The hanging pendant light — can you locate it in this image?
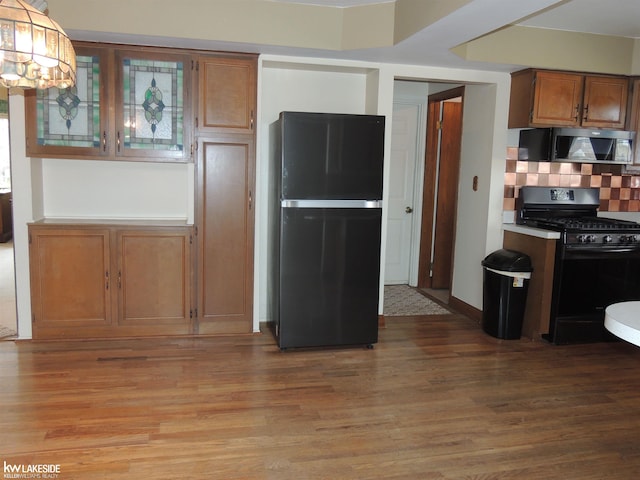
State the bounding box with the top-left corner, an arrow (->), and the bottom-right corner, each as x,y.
0,0 -> 76,89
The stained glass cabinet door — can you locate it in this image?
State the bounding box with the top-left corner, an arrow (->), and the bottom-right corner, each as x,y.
25,45 -> 109,159
115,49 -> 192,162
26,45 -> 193,163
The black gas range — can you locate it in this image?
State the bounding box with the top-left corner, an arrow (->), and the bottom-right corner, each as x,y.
517,187 -> 640,344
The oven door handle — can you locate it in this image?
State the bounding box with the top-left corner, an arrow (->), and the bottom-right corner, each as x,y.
564,246 -> 640,256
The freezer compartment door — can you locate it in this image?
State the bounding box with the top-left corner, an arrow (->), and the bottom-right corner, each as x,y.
281,112 -> 384,200
278,207 -> 381,348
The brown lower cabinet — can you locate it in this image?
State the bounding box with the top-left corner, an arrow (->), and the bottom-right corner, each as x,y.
29,222 -> 194,340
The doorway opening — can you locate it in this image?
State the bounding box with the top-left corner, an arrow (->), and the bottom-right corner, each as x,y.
418,87 -> 464,304
384,82 -> 464,311
0,88 -> 17,339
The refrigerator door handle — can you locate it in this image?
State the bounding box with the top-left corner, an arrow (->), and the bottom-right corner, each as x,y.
281,199 -> 382,209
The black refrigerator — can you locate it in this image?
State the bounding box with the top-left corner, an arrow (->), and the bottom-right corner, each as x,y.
269,111 -> 385,349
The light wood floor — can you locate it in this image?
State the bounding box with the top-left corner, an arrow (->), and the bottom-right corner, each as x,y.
1,314 -> 639,479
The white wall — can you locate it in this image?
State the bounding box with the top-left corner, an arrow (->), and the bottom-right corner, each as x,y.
9,91 -> 34,339
40,159 -> 192,220
452,83 -> 508,309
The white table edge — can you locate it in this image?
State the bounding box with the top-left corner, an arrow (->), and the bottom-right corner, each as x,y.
604,302 -> 640,347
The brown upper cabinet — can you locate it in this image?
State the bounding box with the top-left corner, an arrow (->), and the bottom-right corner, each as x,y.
25,42 -> 193,162
509,69 -> 629,129
196,55 -> 257,135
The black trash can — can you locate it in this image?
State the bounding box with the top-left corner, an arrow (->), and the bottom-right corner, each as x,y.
481,249 -> 533,339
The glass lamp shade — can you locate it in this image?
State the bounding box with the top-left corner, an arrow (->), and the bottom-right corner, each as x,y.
0,0 -> 76,89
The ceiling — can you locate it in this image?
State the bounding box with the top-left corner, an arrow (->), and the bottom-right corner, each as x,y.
264,0 -> 640,71
60,0 -> 640,74
276,0 -> 394,5
518,0 -> 640,38
278,0 -> 640,38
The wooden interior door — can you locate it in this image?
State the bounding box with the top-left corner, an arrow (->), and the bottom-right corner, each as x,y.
430,100 -> 462,288
197,137 -> 255,334
418,87 -> 464,291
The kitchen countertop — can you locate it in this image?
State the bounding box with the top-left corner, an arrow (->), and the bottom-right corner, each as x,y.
502,223 -> 560,240
30,217 -> 192,227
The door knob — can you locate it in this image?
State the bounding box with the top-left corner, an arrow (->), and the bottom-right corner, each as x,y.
405,206 -> 413,214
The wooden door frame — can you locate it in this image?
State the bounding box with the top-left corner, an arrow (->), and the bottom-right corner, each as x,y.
418,86 -> 465,290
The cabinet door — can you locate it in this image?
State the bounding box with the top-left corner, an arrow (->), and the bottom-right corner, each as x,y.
197,137 -> 255,334
197,56 -> 257,134
582,76 -> 628,129
531,71 -> 583,127
25,45 -> 110,159
29,227 -> 111,338
114,49 -> 192,162
116,228 -> 192,335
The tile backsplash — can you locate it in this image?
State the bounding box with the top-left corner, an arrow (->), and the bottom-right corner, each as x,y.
504,147 -> 640,213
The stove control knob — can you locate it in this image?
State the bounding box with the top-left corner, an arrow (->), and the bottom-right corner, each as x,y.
603,235 -> 613,244
577,234 -> 596,243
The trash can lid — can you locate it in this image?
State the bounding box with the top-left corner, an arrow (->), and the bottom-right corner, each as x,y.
481,249 -> 533,272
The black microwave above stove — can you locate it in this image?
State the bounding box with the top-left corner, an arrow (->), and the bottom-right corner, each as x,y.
518,127 -> 635,164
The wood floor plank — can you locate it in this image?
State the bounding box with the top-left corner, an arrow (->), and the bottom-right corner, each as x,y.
1,314 -> 640,479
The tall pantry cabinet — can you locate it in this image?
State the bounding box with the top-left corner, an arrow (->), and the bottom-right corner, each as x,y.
194,54 -> 257,335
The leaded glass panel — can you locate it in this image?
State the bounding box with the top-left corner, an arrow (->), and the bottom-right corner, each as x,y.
122,58 -> 184,152
36,55 -> 101,148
